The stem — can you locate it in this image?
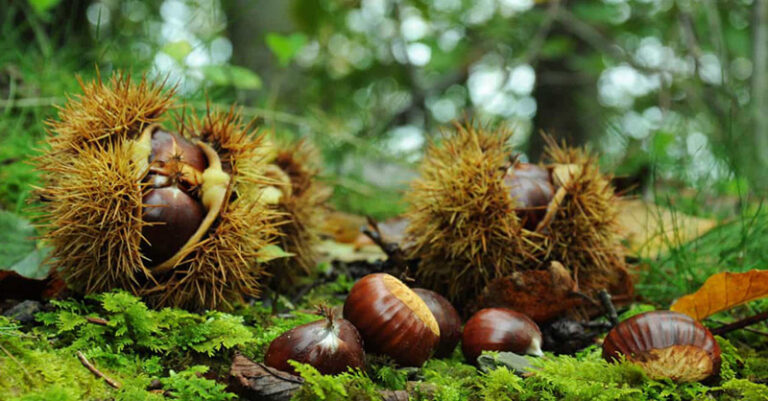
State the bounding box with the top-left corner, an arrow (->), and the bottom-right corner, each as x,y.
598,289 -> 619,327
711,311 -> 768,336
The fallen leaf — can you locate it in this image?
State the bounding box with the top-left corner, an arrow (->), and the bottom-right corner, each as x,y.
616,199 -> 717,259
670,269 -> 768,320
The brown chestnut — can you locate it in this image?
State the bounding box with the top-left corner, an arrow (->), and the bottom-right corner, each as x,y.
602,311 -> 721,382
141,185 -> 205,266
265,307 -> 365,376
413,288 -> 462,358
462,308 -> 543,363
343,273 -> 440,367
150,129 -> 207,173
503,162 -> 554,230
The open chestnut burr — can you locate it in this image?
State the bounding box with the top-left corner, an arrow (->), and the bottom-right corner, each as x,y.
602,311 -> 721,382
413,288 -> 462,358
265,307 -> 365,376
462,307 -> 543,363
343,273 -> 440,367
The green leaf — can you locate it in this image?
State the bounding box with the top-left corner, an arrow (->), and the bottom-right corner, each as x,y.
255,244 -> 294,263
202,65 -> 263,90
28,0 -> 62,16
0,211 -> 50,279
265,33 -> 307,66
162,40 -> 193,62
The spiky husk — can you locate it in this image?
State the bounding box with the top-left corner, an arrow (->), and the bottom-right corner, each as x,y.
37,73 -> 174,294
405,123 -> 628,310
143,109 -> 281,310
268,141 -> 331,290
543,139 -> 630,299
37,74 -> 280,310
405,123 -> 544,307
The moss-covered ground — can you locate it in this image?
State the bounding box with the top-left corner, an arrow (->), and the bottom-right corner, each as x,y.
1,269 -> 766,400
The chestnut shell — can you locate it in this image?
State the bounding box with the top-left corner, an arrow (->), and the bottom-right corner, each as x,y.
413,288 -> 462,358
602,311 -> 721,382
265,314 -> 365,376
503,163 -> 554,230
462,307 -> 543,363
343,273 -> 440,367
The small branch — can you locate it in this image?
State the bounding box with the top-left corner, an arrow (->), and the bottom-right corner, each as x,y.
0,343 -> 33,382
76,351 -> 121,389
85,317 -> 109,326
598,289 -> 619,327
522,0 -> 562,66
711,311 -> 768,336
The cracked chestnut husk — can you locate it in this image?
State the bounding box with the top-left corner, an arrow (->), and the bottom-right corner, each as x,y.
265,306 -> 365,376
602,311 -> 721,382
36,74 -> 280,309
414,288 -> 462,358
503,161 -> 554,230
343,273 -> 440,367
462,307 -> 543,363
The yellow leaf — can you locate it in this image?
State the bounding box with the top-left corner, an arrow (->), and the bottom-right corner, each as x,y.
617,199 -> 717,259
670,269 -> 768,320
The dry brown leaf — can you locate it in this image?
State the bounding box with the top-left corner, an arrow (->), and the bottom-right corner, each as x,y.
617,199 -> 717,259
670,269 -> 768,320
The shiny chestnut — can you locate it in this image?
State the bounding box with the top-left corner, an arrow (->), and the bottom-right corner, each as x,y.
414,288 -> 462,358
141,185 -> 205,265
462,308 -> 543,363
602,311 -> 721,382
140,128 -> 208,267
265,307 -> 365,376
503,162 -> 554,230
343,273 -> 440,366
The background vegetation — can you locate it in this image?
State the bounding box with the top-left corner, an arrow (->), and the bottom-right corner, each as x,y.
2,0 -> 767,218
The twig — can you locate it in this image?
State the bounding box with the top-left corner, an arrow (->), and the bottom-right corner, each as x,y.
598,289 -> 619,327
711,311 -> 768,336
710,319 -> 768,337
522,0 -> 562,66
0,343 -> 33,382
85,316 -> 109,326
76,351 -> 122,389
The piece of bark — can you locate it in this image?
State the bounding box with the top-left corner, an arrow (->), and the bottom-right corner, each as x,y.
229,354 -> 411,401
230,354 -> 303,401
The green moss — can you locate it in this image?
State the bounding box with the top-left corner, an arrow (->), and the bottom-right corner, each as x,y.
291,361 -> 381,401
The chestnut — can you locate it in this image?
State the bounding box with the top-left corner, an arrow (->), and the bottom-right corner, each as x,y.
150,129 -> 207,173
502,162 -> 554,230
602,311 -> 721,382
413,288 -> 462,358
343,273 -> 440,367
141,185 -> 205,266
265,307 -> 365,376
462,308 -> 543,363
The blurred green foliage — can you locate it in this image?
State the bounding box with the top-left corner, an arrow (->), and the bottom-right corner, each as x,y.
2,0 -> 767,217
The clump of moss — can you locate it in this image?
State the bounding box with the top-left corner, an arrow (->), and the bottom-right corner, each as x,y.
405,122 -> 630,311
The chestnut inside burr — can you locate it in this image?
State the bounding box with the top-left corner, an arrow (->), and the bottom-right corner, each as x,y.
502,162 -> 554,230
140,129 -> 209,267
